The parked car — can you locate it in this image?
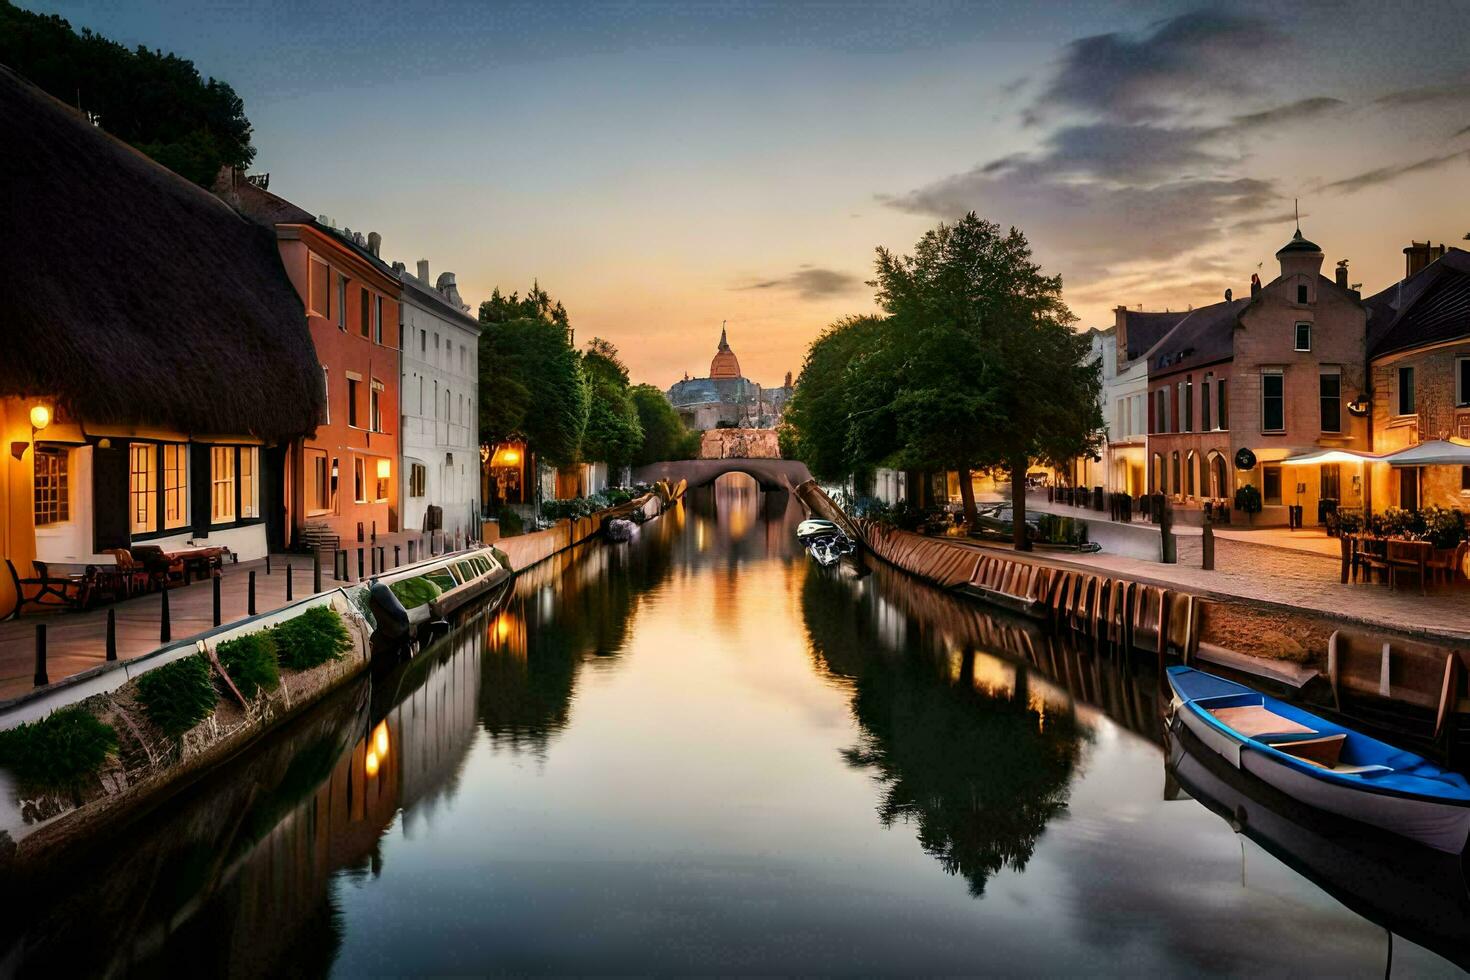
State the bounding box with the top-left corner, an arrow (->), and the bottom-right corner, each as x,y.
970,504 -> 1041,541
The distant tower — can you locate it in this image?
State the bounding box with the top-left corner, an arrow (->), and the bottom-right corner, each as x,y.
709,320 -> 742,379
784,371 -> 793,389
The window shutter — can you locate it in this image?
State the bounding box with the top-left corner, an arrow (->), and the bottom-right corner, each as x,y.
92,444 -> 130,552
191,445 -> 212,537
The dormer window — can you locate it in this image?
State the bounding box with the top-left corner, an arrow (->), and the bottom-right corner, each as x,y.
1294,322 -> 1311,352
1297,283 -> 1309,304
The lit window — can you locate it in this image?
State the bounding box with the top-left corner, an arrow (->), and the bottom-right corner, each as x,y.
241,447 -> 258,519
212,446 -> 236,523
130,443 -> 157,533
375,458 -> 390,501
33,446 -> 68,526
1294,322 -> 1311,351
163,443 -> 188,529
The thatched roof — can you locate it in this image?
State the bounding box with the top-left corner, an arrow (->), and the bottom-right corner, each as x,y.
0,66 -> 322,442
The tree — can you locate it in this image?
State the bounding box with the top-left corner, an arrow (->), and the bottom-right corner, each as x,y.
868,214 -> 1102,547
781,315 -> 892,483
580,339 -> 643,470
477,315 -> 587,468
479,281 -> 569,331
630,384 -> 698,464
0,3 -> 254,185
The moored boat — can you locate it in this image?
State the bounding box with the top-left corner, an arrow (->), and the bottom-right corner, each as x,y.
1168,665 -> 1470,854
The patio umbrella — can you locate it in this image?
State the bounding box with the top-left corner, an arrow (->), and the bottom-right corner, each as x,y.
1280,448 -> 1381,465
1379,440 -> 1470,467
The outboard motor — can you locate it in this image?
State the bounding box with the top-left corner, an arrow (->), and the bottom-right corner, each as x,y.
367,580 -> 412,657
796,519 -> 855,567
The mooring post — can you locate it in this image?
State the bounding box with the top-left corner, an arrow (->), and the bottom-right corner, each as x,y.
106,608 -> 117,662
34,624 -> 48,687
357,547 -> 364,581
370,547 -> 377,576
394,544 -> 401,567
265,553 -> 272,576
313,551 -> 322,593
286,564 -> 294,602
1160,496 -> 1178,564
408,540 -> 416,563
160,587 -> 171,643
248,570 -> 257,616
1201,519 -> 1215,571
213,574 -> 222,627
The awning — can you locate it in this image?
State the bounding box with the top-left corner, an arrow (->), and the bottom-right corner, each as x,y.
1379,439 -> 1470,467
1280,448 -> 1379,466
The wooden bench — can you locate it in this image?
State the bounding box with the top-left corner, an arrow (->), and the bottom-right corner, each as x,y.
1327,629 -> 1459,744
5,557 -> 86,618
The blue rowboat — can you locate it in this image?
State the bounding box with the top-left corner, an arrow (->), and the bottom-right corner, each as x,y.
1167,665 -> 1470,854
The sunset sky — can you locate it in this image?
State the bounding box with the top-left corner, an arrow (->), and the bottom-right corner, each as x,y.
25,0 -> 1470,389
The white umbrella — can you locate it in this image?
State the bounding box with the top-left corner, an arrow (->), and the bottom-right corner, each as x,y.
1380,440 -> 1470,467
1280,448 -> 1380,466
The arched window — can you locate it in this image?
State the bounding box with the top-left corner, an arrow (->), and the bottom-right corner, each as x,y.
1185,451 -> 1197,496
1171,451 -> 1181,495
1209,452 -> 1228,499
1152,453 -> 1165,493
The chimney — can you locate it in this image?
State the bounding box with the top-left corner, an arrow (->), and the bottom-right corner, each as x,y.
1335,259 -> 1349,288
1113,305 -> 1130,361
436,271 -> 465,310
416,259 -> 430,284
1404,240 -> 1446,278
391,261 -> 406,275
368,231 -> 381,257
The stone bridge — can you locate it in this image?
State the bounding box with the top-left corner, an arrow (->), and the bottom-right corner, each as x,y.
631,458 -> 814,492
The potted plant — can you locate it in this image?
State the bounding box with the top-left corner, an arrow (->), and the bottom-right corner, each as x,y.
1234,484 -> 1262,524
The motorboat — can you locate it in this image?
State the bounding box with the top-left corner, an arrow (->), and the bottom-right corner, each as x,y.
1167,665 -> 1470,854
797,519 -> 855,567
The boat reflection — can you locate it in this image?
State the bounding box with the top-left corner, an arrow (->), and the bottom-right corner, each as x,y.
1167,711 -> 1470,971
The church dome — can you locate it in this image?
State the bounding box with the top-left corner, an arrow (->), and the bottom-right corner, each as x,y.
709,325 -> 742,379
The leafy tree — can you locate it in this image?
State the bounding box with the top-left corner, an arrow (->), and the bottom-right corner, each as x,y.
479,281 -> 570,331
782,315 -> 892,483
0,2 -> 255,185
580,338 -> 643,469
477,309 -> 588,468
630,384 -> 698,464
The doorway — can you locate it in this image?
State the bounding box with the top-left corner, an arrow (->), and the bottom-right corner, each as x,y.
1398,467 -> 1419,511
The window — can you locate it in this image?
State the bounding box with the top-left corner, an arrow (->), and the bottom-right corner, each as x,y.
130,443 -> 157,533
420,329 -> 427,354
1397,366 -> 1415,416
353,458 -> 367,503
1320,371 -> 1341,433
410,463 -> 427,497
445,388 -> 452,422
1201,374 -> 1212,431
1183,376 -> 1193,433
163,443 -> 188,529
419,375 -> 425,415
1152,452 -> 1165,493
375,295 -> 384,345
1217,378 -> 1229,430
211,446 -> 236,524
1185,451 -> 1196,495
1297,283 -> 1309,304
337,275 -> 347,329
1321,463 -> 1341,502
34,446 -> 68,525
1294,322 -> 1311,351
1171,451 -> 1181,494
1459,357 -> 1470,407
348,377 -> 361,428
310,259 -> 330,316
370,380 -> 384,432
1262,370 -> 1285,432
1461,465 -> 1470,495
375,459 -> 390,501
240,447 -> 258,519
1210,453 -> 1228,499
1263,465 -> 1282,505
360,288 -> 370,338
307,449 -> 331,513
321,366 -> 331,425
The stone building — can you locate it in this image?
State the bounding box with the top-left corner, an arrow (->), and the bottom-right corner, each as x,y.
666,326 -> 792,430
1143,226 -> 1370,525
1364,245 -> 1470,510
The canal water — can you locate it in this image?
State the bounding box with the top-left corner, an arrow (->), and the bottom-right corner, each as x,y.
4,475 -> 1463,975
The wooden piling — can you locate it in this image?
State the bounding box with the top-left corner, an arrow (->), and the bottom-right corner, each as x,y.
105,608 -> 117,662
248,570 -> 257,615
313,550 -> 322,593
212,575 -> 222,627
160,587 -> 171,643
33,624 -> 48,687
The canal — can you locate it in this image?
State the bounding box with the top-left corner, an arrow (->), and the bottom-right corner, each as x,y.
4,474 -> 1463,975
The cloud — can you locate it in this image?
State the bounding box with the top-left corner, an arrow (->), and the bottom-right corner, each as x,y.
733,265 -> 860,300
1035,10 -> 1281,122
1231,96 -> 1344,129
1321,149 -> 1469,194
1453,124 -> 1470,140
1373,78 -> 1470,108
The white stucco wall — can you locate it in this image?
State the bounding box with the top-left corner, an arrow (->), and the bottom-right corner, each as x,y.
398,273 -> 480,538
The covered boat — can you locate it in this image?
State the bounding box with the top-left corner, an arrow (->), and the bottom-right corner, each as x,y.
1167,665 -> 1470,853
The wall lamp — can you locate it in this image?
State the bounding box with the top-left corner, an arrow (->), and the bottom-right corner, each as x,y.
11,403 -> 50,459
1347,395 -> 1369,417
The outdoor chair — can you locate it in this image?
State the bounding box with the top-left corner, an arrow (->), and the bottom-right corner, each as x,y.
1386,539 -> 1432,594
1328,629 -> 1460,747
1427,542 -> 1467,587
4,557 -> 85,619
107,549 -> 152,596
128,545 -> 185,589
1355,535 -> 1389,584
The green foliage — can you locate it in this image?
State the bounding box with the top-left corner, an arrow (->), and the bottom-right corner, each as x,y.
1335,511 -> 1364,535
540,488 -> 641,521
494,505 -> 524,537
0,706 -> 117,791
631,383 -> 698,464
0,3 -> 254,185
581,340 -> 644,467
389,576 -> 443,609
136,654 -> 217,738
1233,483 -> 1262,515
1421,506 -> 1465,548
479,281 -> 569,330
272,606 -> 353,670
216,632 -> 280,700
782,315 -> 892,482
1378,506 -> 1427,539
477,312 -> 588,468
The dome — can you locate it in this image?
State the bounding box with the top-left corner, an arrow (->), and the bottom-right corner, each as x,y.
709,325 -> 742,379
1276,228 -> 1322,255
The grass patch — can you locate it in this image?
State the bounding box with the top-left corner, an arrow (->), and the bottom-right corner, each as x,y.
272,606 -> 353,670
217,631 -> 281,699
0,706 -> 117,791
136,654 -> 217,738
389,576 -> 442,609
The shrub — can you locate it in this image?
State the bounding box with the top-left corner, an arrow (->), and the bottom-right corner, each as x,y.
495,506 -> 524,537
1234,484 -> 1262,519
136,654 -> 217,738
1336,511 -> 1364,535
390,575 -> 443,609
0,707 -> 117,791
1422,506 -> 1465,548
272,606 -> 353,670
1380,506 -> 1424,538
216,631 -> 280,699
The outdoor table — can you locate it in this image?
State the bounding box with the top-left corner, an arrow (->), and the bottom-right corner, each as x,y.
169,546 -> 230,583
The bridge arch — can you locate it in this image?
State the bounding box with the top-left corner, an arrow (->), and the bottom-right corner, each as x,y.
630,458 -> 813,492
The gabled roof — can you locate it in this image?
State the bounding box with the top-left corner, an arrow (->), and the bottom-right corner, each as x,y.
0,66 -> 322,441
1119,310 -> 1188,361
1143,298 -> 1250,378
1365,248 -> 1470,359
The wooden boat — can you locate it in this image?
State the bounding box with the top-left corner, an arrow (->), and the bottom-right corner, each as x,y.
1168,665 -> 1470,854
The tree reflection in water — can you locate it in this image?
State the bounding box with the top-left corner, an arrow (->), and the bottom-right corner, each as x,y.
803,563 -> 1088,897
